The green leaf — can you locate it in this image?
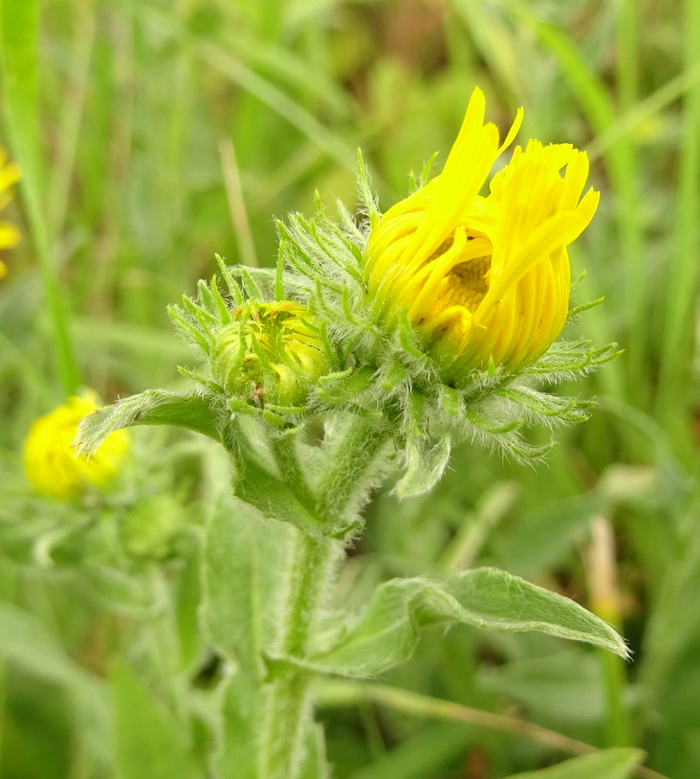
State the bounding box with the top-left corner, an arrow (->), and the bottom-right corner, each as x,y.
214,671 -> 259,779
202,496 -> 292,678
341,722 -> 469,779
0,603 -> 111,766
494,494 -> 605,577
77,389 -> 222,454
394,435 -> 451,499
81,567 -> 162,614
525,340 -> 621,378
316,365 -> 376,404
479,651 -> 605,724
233,447 -> 328,536
111,659 -> 198,779
380,359 -> 408,393
174,550 -> 205,673
0,602 -> 89,688
465,406 -> 524,435
0,0 -> 81,393
0,0 -> 39,171
567,295 -> 606,319
504,748 -> 643,779
495,386 -> 591,423
298,722 -> 330,779
440,384 -> 462,415
356,148 -> 380,214
300,568 -> 628,677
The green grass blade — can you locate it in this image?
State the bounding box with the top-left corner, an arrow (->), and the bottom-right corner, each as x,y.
657,0 -> 700,420
0,0 -> 81,394
515,5 -> 644,404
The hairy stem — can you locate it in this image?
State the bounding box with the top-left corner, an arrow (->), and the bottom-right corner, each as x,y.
315,414 -> 391,521
258,530 -> 337,779
255,416 -> 391,778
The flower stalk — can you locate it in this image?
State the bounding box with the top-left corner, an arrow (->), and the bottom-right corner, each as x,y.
246,415 -> 391,778
258,530 -> 337,779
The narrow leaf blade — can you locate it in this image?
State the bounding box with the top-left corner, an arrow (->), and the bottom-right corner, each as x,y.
505,748 -> 643,779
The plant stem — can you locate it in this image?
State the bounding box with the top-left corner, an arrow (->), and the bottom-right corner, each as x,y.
585,516 -> 631,747
269,432 -> 316,510
258,530 -> 337,779
315,414 -> 390,521
316,681 -> 668,779
246,414 -> 391,777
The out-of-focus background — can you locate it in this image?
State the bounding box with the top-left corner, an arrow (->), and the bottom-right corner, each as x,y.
1,0 -> 699,777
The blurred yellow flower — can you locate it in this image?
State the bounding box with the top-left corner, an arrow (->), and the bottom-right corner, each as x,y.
364,88 -> 599,383
0,148 -> 21,280
24,394 -> 130,500
211,301 -> 329,405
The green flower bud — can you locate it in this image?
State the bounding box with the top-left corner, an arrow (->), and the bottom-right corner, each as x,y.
119,494 -> 186,561
24,392 -> 130,500
210,301 -> 328,406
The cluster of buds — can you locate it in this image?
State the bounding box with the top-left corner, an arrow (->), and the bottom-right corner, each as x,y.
269,88 -> 614,483
166,260 -> 333,415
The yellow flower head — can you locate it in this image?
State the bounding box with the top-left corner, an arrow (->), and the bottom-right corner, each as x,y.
0,148 -> 21,280
23,394 -> 130,500
210,301 -> 329,405
364,88 -> 599,384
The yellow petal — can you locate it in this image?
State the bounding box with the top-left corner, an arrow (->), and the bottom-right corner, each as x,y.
0,222 -> 21,249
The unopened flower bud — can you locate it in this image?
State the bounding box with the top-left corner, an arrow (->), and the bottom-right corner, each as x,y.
24,393 -> 130,500
210,301 -> 328,406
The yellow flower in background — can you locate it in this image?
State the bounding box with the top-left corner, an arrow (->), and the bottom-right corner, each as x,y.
363,88 -> 599,384
24,394 -> 130,500
0,148 -> 21,280
211,301 -> 329,405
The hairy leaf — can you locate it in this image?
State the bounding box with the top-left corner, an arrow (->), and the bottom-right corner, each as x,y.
111,660 -> 197,779
297,568 -> 628,677
202,497 -> 291,677
215,672 -> 259,779
394,434 -> 451,499
77,389 -> 222,454
316,366 -> 376,404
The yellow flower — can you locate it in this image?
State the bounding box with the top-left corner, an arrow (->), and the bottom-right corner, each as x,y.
0,148 -> 21,280
363,88 -> 599,384
211,301 -> 328,405
24,393 -> 130,500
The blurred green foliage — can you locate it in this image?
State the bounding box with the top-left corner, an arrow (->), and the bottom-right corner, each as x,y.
1,0 -> 699,777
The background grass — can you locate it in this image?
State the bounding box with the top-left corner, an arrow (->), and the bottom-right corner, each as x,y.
1,0 -> 699,777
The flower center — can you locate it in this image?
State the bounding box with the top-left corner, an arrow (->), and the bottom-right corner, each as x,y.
442,255 -> 491,312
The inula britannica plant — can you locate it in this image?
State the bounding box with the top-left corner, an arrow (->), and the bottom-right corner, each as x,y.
78,88 -> 623,779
